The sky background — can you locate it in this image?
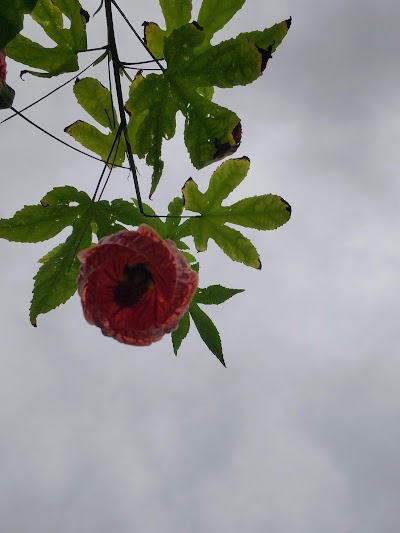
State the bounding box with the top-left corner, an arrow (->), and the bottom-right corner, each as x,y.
1,0 -> 400,531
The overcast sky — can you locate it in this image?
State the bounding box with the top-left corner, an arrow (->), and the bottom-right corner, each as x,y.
1,0 -> 400,532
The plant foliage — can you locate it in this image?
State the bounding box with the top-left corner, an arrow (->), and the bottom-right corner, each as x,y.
0,0 -> 292,364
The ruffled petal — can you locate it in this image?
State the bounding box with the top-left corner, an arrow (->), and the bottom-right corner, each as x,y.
0,51 -> 6,82
77,225 -> 198,346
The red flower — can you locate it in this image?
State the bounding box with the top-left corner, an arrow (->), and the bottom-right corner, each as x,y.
77,224 -> 198,346
0,51 -> 7,83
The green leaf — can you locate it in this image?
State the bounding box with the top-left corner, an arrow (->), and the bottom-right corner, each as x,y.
160,0 -> 192,33
206,222 -> 261,268
0,186 -> 90,242
109,198 -> 146,226
163,196 -> 184,237
190,302 -> 225,366
171,310 -> 190,354
65,78 -> 126,166
73,77 -> 117,129
179,35 -> 263,88
143,22 -> 166,59
196,86 -> 214,100
242,18 -> 292,54
40,185 -> 90,206
175,281 -> 244,360
0,0 -> 38,50
182,157 -> 291,268
0,186 -> 135,324
64,120 -> 125,166
195,285 -> 244,305
0,186 -> 97,325
182,251 -> 197,264
110,199 -> 166,237
6,34 -> 78,77
38,243 -> 63,263
191,262 -> 200,273
0,81 -> 16,109
127,16 -> 291,192
92,200 -> 126,239
204,155 -> 250,206
109,197 -> 192,253
6,0 -> 87,77
30,210 -> 93,325
224,195 -> 292,230
126,73 -> 179,195
197,0 -> 246,40
183,93 -> 241,168
32,0 -> 88,51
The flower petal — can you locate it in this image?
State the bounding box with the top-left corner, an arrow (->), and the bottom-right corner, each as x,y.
0,51 -> 6,82
77,224 -> 198,346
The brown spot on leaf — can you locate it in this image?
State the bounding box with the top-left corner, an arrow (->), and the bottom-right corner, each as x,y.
142,21 -> 159,45
256,44 -> 273,72
212,121 -> 242,162
80,8 -> 90,23
213,140 -> 239,162
181,177 -> 194,207
281,197 -> 292,214
232,122 -> 242,145
286,17 -> 292,30
191,21 -> 204,31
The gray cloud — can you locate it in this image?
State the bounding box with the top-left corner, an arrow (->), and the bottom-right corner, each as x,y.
1,0 -> 399,532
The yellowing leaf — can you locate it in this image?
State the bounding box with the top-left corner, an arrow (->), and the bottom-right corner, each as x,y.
182,157 -> 291,268
6,0 -> 87,77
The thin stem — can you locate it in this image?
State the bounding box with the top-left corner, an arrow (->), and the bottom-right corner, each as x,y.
122,59 -> 165,66
110,0 -> 165,72
103,0 -> 196,220
104,0 -> 145,214
80,46 -> 108,52
107,53 -> 117,129
122,66 -> 163,71
9,106 -> 129,168
98,133 -> 123,201
0,52 -> 107,126
91,124 -> 123,202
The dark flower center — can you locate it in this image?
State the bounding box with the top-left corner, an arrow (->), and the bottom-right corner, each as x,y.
113,263 -> 154,308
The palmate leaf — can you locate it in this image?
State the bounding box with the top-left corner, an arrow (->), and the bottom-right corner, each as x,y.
172,283 -> 244,364
197,0 -> 246,41
110,196 -> 189,251
0,0 -> 39,50
126,73 -> 180,195
64,77 -> 126,167
0,185 -> 89,242
182,157 -> 291,268
30,213 -> 92,325
159,0 -> 192,33
171,309 -> 190,355
0,186 -> 158,325
129,11 -> 291,194
190,302 -> 224,365
195,285 -> 244,305
5,0 -> 88,77
0,186 -> 93,324
242,18 -> 292,54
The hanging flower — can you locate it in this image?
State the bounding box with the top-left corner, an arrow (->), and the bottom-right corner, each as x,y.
0,50 -> 15,109
77,224 -> 198,346
0,50 -> 6,82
